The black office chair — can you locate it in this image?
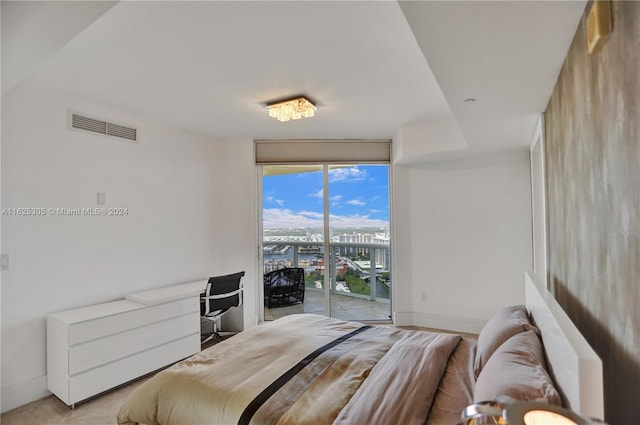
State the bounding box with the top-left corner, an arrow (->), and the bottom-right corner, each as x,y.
200,271 -> 245,344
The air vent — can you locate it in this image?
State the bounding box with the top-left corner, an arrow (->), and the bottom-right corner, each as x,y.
107,122 -> 137,141
71,112 -> 138,142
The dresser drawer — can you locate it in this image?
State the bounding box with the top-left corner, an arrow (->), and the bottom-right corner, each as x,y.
68,333 -> 200,404
69,312 -> 199,375
69,297 -> 198,345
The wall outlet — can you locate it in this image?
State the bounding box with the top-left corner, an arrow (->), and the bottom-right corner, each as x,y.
97,192 -> 106,205
421,290 -> 428,302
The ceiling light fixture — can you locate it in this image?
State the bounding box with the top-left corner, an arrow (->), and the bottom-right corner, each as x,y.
266,96 -> 316,122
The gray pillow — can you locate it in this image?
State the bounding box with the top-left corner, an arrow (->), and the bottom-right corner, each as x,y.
474,305 -> 537,377
473,330 -> 561,405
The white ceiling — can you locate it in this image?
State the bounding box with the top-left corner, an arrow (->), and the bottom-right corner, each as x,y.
399,0 -> 586,151
0,1 -> 118,95
2,0 -> 585,156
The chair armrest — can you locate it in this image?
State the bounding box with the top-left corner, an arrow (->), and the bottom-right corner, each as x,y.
202,289 -> 242,300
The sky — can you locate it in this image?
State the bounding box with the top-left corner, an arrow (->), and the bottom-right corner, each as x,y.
263,165 -> 389,229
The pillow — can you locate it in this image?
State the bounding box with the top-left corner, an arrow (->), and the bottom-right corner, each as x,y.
474,305 -> 537,376
473,330 -> 561,406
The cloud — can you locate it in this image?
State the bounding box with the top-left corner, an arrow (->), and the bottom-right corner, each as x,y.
330,194 -> 343,207
263,208 -> 388,229
346,199 -> 365,206
310,188 -> 323,199
329,167 -> 367,183
265,195 -> 285,207
328,213 -> 388,228
263,208 -> 324,228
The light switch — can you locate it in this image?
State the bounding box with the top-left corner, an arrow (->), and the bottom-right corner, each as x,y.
1,254 -> 10,270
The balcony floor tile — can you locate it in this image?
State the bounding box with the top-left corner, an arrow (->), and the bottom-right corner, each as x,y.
264,290 -> 390,322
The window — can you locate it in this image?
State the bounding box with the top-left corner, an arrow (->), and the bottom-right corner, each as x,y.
256,140 -> 392,322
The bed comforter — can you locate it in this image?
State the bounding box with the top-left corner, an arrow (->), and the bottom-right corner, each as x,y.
117,314 -> 474,425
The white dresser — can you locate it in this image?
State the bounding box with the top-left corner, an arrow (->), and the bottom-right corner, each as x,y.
47,295 -> 200,407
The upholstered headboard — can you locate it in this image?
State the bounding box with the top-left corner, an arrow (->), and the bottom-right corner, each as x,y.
524,271 -> 604,422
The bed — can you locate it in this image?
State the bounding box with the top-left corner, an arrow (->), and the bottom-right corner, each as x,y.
117,272 -> 604,425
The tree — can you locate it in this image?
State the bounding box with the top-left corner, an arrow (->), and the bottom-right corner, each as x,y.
345,274 -> 370,296
305,272 -> 322,288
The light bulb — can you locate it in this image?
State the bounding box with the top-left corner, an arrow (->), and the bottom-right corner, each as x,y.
266,97 -> 316,122
524,410 -> 579,425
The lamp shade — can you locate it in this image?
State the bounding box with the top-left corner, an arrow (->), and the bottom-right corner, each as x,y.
504,402 -> 587,425
461,401 -> 598,425
523,410 -> 579,425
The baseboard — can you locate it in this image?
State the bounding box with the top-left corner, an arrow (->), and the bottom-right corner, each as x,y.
411,312 -> 486,335
244,313 -> 258,329
1,375 -> 50,413
392,311 -> 413,326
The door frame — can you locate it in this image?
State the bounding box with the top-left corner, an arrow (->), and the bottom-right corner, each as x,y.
256,163 -> 393,323
529,115 -> 549,292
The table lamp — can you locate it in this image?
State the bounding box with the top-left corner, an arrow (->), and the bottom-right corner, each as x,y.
461,400 -> 605,425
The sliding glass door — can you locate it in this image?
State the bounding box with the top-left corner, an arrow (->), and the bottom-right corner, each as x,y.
261,164 -> 391,322
327,165 -> 391,321
262,165 -> 326,320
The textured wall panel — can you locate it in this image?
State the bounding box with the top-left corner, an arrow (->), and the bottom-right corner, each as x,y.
544,2 -> 640,424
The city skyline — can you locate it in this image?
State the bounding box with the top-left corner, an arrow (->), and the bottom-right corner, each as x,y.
262,165 -> 390,229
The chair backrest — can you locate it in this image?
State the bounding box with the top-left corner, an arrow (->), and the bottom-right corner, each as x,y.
263,267 -> 304,287
202,271 -> 245,317
287,268 -> 304,285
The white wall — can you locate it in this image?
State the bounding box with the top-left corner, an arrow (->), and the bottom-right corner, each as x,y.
207,138 -> 258,332
393,151 -> 532,333
0,82 -> 533,411
390,164 -> 413,324
0,84 -> 221,412
204,131 -> 534,337
393,118 -> 467,164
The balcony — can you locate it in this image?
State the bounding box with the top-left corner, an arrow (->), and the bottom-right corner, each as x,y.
263,241 -> 391,322
264,290 -> 391,321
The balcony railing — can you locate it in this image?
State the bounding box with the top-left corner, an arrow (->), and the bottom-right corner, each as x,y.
262,240 -> 391,304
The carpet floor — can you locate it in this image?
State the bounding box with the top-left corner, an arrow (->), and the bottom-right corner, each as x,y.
0,375 -> 150,425
0,336 -> 226,425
